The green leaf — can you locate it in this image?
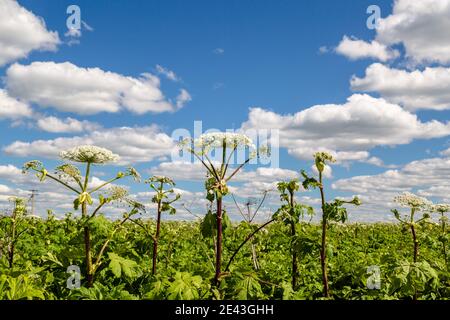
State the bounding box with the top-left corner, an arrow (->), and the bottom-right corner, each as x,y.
108,252 -> 140,279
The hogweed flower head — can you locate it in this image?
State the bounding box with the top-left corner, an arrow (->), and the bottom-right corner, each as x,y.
60,145 -> 119,164
55,164 -> 81,181
393,192 -> 432,210
125,167 -> 141,182
431,203 -> 450,214
195,132 -> 255,149
22,160 -> 44,173
108,185 -> 129,201
146,175 -> 175,186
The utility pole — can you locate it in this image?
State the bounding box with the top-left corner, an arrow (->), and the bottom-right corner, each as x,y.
29,189 -> 39,216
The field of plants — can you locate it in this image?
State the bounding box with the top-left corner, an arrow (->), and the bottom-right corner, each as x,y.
0,213 -> 448,300
0,142 -> 449,300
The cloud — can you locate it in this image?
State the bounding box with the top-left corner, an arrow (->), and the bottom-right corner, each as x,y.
36,116 -> 101,133
351,63 -> 450,111
375,0 -> 450,65
241,94 -> 450,162
155,64 -> 180,82
332,154 -> 450,218
0,89 -> 33,119
0,0 -> 59,66
175,89 -> 192,109
318,46 -> 329,54
5,61 -> 191,115
213,48 -> 224,55
335,36 -> 399,62
3,125 -> 176,164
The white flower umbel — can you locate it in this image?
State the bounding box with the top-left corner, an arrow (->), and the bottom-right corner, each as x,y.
194,132 -> 256,151
432,203 -> 450,214
60,145 -> 119,164
393,192 -> 432,210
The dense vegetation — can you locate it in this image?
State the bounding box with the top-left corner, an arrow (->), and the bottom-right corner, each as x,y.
0,143 -> 448,300
0,212 -> 448,300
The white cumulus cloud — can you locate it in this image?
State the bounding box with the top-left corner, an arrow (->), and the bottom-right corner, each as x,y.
5,61 -> 191,115
351,63 -> 450,111
0,89 -> 33,119
0,0 -> 60,66
3,125 -> 176,164
335,36 -> 399,62
241,94 -> 450,163
36,116 -> 101,133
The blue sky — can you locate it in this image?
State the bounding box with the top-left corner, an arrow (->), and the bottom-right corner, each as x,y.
1,0 -> 450,221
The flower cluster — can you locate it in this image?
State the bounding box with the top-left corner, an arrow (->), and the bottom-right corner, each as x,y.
146,175 -> 175,185
314,151 -> 336,163
22,160 -> 44,173
108,185 -> 129,201
55,164 -> 81,181
393,192 -> 432,210
194,132 -> 255,150
60,145 -> 119,164
431,203 -> 450,214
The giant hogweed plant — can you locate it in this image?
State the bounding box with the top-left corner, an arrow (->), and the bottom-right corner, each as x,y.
1,197 -> 29,268
302,152 -> 361,298
389,193 -> 443,300
391,192 -> 432,263
272,179 -> 314,290
22,145 -> 142,287
431,204 -> 449,266
130,176 -> 181,275
180,132 -> 268,285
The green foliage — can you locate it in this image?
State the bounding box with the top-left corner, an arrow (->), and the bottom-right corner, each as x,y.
0,274 -> 45,300
166,272 -> 205,300
108,252 -> 141,279
388,260 -> 440,298
200,210 -> 231,238
0,213 -> 448,300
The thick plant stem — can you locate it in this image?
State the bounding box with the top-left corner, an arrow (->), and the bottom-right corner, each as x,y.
8,204 -> 16,268
289,190 -> 298,289
8,244 -> 14,268
441,213 -> 447,266
291,222 -> 298,289
318,172 -> 330,298
410,224 -> 418,300
214,197 -> 223,286
83,202 -> 93,287
152,200 -> 162,275
411,224 -> 418,263
82,162 -> 93,287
